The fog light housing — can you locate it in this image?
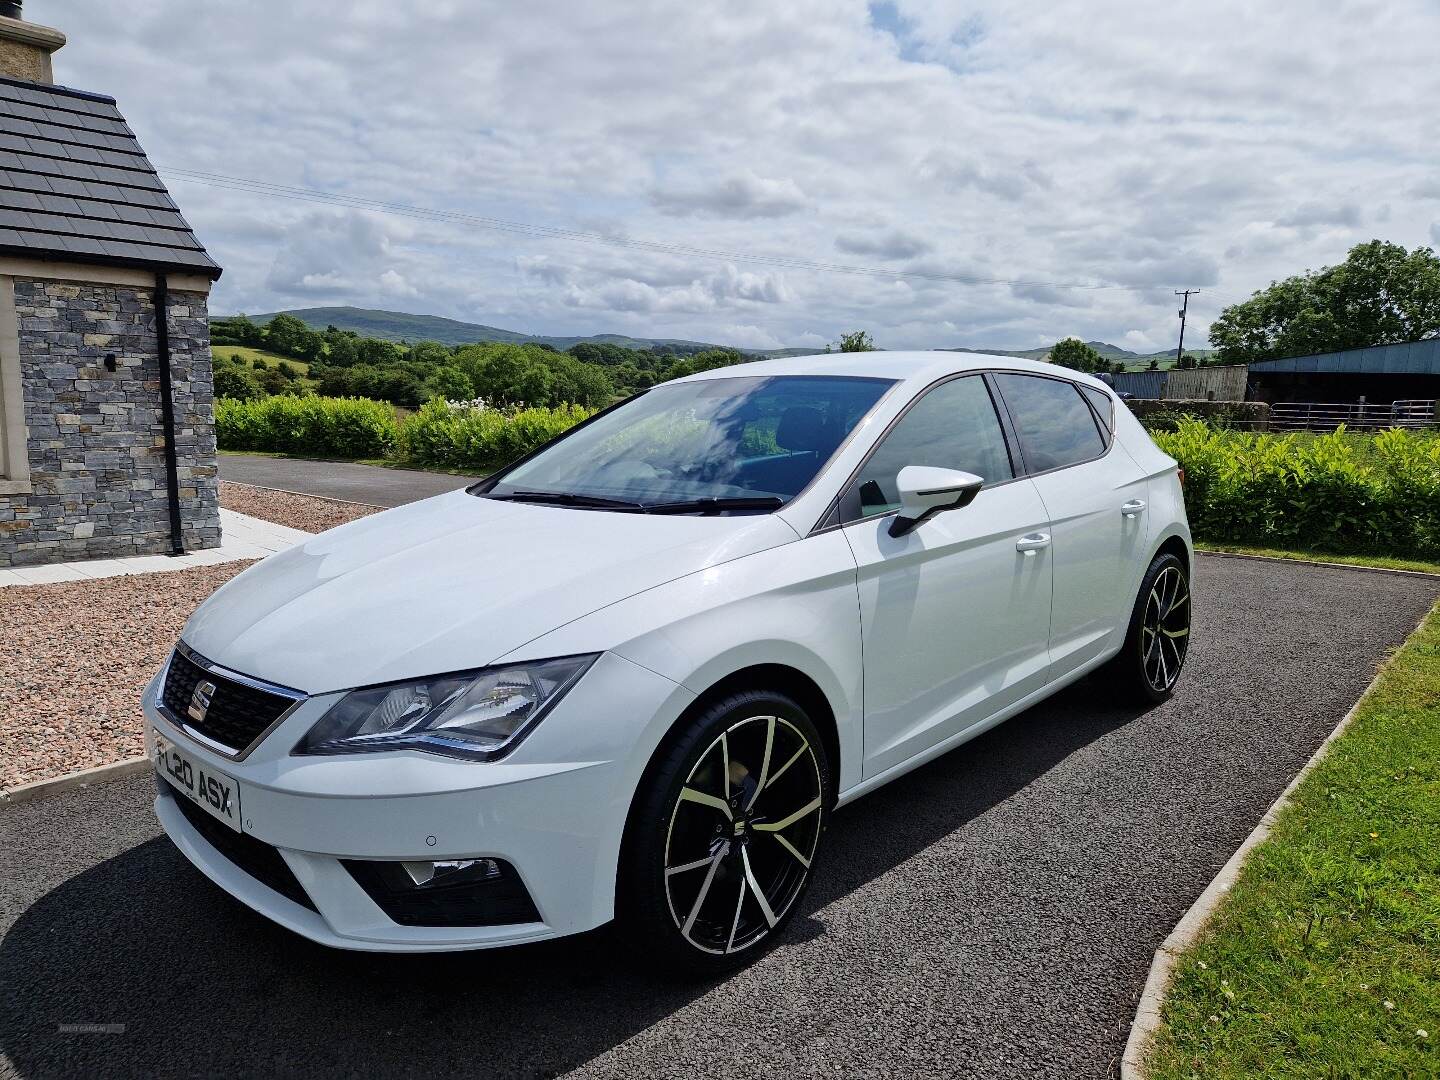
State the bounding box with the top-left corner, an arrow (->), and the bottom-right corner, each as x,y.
342,857 -> 541,927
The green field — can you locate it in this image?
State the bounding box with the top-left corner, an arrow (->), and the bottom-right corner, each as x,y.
211,344 -> 311,375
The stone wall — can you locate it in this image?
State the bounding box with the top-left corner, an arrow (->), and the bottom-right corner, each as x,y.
0,278 -> 220,566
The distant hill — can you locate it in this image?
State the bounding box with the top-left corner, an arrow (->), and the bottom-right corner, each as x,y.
231,306 -> 798,355
221,306 -> 1212,369
952,340 -> 1218,370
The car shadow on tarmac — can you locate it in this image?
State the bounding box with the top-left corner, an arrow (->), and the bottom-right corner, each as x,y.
0,677 -> 1145,1080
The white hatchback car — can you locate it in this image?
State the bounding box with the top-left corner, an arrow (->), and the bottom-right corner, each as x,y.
147,352 -> 1192,972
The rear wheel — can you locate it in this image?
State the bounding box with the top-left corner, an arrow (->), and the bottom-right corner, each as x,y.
619,689 -> 830,975
1113,551 -> 1192,703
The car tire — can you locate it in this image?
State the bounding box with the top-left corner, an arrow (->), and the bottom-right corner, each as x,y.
1112,551 -> 1192,704
618,688 -> 831,976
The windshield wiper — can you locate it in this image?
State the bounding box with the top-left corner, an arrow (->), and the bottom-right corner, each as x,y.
487,490 -> 647,510
642,496 -> 785,515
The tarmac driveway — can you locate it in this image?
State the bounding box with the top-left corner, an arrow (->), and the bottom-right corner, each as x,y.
2,556 -> 1437,1079
219,454 -> 478,507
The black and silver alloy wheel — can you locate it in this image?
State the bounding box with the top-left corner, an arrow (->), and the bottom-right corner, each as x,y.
620,689 -> 830,974
663,714 -> 823,956
1112,550 -> 1193,704
1140,563 -> 1190,693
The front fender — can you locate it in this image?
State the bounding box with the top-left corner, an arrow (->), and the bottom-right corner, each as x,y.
498,528 -> 865,793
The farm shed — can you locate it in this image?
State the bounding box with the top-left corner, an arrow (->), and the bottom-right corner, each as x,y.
0,3 -> 222,567
1246,337 -> 1440,405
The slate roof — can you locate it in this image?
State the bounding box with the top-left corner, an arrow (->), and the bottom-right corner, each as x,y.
0,75 -> 220,278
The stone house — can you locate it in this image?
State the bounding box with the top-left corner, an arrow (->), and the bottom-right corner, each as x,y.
0,3 -> 222,567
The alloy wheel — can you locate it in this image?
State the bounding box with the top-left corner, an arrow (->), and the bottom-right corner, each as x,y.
1141,564 -> 1190,693
662,714 -> 823,955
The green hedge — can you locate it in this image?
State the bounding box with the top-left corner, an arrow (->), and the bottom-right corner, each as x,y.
216,394 -> 595,470
216,395 -> 398,459
398,399 -> 595,471
1153,421 -> 1440,557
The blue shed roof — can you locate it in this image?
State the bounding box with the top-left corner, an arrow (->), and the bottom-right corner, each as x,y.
1248,337 -> 1440,375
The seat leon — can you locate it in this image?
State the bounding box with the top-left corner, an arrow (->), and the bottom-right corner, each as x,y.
146,352 -> 1192,973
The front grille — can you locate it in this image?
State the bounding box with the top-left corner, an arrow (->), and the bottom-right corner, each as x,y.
342,859 -> 540,927
162,779 -> 317,912
161,646 -> 298,755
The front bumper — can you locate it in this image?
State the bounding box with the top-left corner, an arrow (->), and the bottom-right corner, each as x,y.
144,651 -> 692,952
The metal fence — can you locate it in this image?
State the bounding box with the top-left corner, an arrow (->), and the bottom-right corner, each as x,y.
1268,399 -> 1437,431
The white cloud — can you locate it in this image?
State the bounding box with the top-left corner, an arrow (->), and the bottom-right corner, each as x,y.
49,0 -> 1440,349
835,228 -> 933,260
650,171 -> 809,219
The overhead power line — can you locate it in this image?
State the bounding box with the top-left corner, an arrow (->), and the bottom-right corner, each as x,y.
156,165 -> 1210,297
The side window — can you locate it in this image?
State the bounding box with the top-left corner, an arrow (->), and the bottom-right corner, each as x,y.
846,376 -> 1013,521
1079,384 -> 1115,435
993,373 -> 1106,473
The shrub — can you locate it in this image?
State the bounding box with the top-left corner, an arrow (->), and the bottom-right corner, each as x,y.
1152,421 -> 1440,557
216,395 -> 397,459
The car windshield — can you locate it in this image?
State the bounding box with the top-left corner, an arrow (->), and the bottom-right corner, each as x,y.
482,375 -> 894,511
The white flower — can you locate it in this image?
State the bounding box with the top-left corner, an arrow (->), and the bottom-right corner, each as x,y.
1196,961 -> 1208,971
1384,1001 -> 1395,1011
1418,1030 -> 1429,1040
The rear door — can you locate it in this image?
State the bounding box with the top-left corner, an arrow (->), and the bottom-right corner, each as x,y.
990,373 -> 1151,680
834,374 -> 1054,778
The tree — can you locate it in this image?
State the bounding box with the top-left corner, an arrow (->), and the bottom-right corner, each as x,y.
427,366 -> 475,402
1147,359 -> 1160,371
1176,353 -> 1199,370
1209,240 -> 1440,364
264,313 -> 311,357
1048,337 -> 1106,373
834,330 -> 877,352
215,365 -> 262,401
407,340 -> 451,367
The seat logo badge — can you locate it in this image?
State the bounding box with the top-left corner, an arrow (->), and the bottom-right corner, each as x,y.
188,679 -> 217,723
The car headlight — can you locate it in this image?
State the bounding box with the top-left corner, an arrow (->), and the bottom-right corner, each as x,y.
295,654 -> 598,761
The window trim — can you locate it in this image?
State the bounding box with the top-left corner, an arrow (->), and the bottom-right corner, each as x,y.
0,274 -> 32,495
988,370 -> 1115,481
813,371 -> 1024,533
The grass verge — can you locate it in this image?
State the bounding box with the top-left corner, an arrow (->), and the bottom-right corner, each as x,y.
1146,598 -> 1440,1078
1196,541 -> 1440,577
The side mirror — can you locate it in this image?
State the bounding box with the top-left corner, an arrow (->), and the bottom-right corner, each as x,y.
888,466 -> 984,537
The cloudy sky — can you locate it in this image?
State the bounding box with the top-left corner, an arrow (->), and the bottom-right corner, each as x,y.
52,0 -> 1440,351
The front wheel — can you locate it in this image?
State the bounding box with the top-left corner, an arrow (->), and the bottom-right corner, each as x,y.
619,689 -> 830,976
1112,551 -> 1192,703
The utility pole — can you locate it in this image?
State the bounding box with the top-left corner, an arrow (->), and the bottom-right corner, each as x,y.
1175,289 -> 1199,365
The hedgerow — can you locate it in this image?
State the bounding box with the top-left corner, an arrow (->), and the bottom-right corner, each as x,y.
1151,421 -> 1440,557
215,395 -> 397,459
216,394 -> 594,470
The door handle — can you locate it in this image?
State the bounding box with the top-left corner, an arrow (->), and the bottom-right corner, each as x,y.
1120,499 -> 1147,517
1016,532 -> 1051,555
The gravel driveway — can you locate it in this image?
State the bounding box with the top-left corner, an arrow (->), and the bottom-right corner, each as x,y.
2,557 -> 1437,1079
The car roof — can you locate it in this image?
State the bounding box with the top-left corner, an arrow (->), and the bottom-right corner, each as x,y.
673,350 -> 1115,392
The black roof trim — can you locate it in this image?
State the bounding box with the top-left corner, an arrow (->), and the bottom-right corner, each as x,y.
0,74 -> 116,105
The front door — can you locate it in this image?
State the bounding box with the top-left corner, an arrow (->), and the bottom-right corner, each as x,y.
834,374 -> 1054,779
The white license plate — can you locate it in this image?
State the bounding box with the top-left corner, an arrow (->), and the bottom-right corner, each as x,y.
154,730 -> 243,833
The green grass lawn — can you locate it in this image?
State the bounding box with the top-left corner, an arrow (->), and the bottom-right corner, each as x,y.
1146,598 -> 1440,1078
1197,542 -> 1440,577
